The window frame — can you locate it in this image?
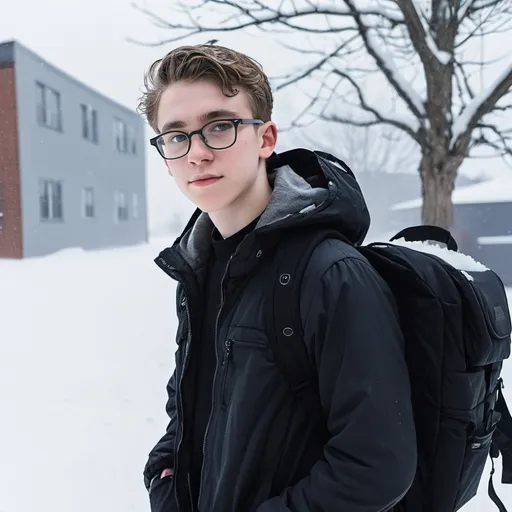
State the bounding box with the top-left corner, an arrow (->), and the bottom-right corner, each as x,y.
82,187 -> 95,219
39,179 -> 64,221
36,82 -> 62,132
81,104 -> 98,143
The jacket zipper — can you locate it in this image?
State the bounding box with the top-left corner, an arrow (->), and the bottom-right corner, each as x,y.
197,255 -> 233,511
175,293 -> 192,512
155,258 -> 194,511
229,339 -> 267,350
220,338 -> 234,410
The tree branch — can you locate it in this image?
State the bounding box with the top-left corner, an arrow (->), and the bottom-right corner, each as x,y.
329,67 -> 421,141
318,112 -> 382,128
343,0 -> 426,120
474,122 -> 512,152
274,36 -> 358,91
282,72 -> 341,131
451,60 -> 512,152
466,0 -> 512,17
131,0 -> 405,45
395,0 -> 443,70
456,0 -> 502,47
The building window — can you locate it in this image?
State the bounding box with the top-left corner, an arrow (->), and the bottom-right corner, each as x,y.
115,191 -> 128,221
83,187 -> 95,218
81,104 -> 98,143
0,182 -> 4,232
36,82 -> 62,131
40,180 -> 63,221
127,125 -> 136,154
114,119 -> 126,152
132,193 -> 139,219
114,119 -> 136,154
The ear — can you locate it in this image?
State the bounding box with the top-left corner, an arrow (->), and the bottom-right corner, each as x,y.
259,122 -> 277,160
165,160 -> 173,177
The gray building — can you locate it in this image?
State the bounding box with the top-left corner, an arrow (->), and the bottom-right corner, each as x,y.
0,40 -> 147,259
354,170 -> 476,240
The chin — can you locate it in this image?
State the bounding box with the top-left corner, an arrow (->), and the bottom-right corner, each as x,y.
197,193 -> 240,214
193,196 -> 229,213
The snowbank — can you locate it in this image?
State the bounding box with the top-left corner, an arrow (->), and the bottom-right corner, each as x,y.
0,238 -> 510,511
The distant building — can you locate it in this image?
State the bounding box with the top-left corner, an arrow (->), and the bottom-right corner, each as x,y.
354,170 -> 475,240
0,40 -> 147,259
391,175 -> 512,285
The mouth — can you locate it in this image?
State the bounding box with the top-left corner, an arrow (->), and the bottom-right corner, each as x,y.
190,176 -> 223,187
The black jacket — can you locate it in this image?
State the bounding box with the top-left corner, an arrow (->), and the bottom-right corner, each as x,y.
144,149 -> 417,511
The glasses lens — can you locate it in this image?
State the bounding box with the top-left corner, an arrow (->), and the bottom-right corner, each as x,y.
203,120 -> 236,149
157,132 -> 190,159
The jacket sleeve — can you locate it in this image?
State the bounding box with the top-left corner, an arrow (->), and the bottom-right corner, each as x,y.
143,369 -> 178,490
257,254 -> 417,512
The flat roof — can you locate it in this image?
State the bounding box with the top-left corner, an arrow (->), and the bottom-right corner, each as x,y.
0,40 -> 139,119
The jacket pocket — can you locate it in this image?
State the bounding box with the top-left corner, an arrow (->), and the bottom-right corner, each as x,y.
220,338 -> 234,410
454,424 -> 496,510
149,474 -> 177,512
220,331 -> 267,409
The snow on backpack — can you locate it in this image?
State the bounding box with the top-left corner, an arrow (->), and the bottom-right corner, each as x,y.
265,151 -> 512,512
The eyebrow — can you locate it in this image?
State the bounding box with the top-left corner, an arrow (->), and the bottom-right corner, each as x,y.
160,109 -> 241,133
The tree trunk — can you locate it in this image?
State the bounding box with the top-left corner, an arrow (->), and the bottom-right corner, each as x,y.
419,152 -> 460,229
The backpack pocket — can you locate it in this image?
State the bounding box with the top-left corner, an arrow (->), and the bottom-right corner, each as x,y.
454,268 -> 511,366
454,423 -> 496,510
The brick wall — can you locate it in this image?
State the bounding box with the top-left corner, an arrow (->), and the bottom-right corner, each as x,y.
0,64 -> 22,258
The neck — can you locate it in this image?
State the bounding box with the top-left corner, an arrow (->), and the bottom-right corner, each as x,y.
209,166 -> 272,239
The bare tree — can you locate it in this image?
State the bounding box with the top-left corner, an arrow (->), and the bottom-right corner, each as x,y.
297,122 -> 419,175
133,0 -> 512,229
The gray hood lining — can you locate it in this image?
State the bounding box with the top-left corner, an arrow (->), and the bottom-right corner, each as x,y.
177,164 -> 329,270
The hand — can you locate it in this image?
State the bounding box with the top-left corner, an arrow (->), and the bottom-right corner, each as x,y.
160,468 -> 174,479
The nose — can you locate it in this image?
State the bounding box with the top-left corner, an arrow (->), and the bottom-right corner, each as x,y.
187,133 -> 213,166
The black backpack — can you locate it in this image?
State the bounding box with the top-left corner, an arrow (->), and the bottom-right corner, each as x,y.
265,152 -> 512,512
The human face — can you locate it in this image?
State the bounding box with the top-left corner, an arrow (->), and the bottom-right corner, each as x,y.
156,80 -> 277,215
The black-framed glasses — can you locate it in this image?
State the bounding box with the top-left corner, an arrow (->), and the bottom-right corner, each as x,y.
150,118 -> 264,160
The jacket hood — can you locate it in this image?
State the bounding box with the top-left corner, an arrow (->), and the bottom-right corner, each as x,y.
157,148 -> 370,273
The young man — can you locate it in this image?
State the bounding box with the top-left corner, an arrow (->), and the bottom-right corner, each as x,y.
139,44 -> 417,512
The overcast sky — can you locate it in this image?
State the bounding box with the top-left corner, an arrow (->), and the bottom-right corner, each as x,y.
1,0 -> 510,232
0,0 -> 302,231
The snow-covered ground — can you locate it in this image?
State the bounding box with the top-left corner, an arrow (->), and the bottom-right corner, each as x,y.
1,237 -> 511,511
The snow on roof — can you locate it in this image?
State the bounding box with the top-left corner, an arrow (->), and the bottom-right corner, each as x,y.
478,235 -> 512,245
392,173 -> 512,210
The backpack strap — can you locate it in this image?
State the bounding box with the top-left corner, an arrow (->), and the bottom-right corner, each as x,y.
390,224 -> 458,252
488,381 -> 512,511
265,229 -> 345,440
493,381 -> 512,484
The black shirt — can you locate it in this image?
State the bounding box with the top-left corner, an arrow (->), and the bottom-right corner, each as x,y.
190,215 -> 260,508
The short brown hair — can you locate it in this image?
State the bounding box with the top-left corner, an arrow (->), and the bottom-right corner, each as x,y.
137,44 -> 274,132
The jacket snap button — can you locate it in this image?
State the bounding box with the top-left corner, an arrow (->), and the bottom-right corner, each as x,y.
279,273 -> 291,285
283,327 -> 294,337
256,250 -> 263,258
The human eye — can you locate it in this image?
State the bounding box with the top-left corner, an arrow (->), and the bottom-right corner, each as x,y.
210,121 -> 234,132
165,132 -> 187,144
